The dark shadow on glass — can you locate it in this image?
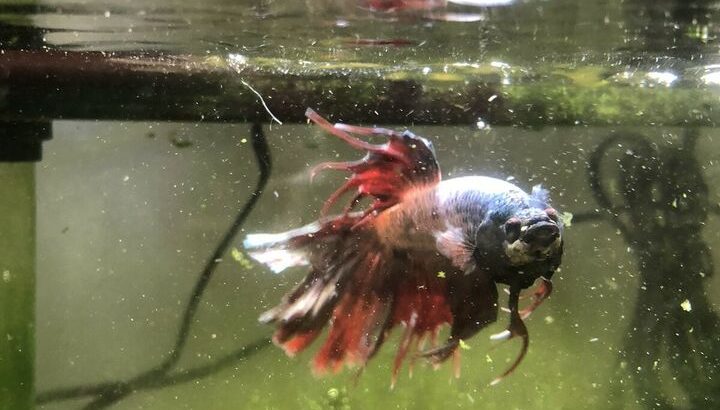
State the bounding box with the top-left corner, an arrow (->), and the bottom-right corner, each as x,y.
0,122 -> 51,162
36,123 -> 273,409
587,130 -> 720,408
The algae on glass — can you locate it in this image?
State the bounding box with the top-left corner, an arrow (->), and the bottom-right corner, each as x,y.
0,164 -> 35,410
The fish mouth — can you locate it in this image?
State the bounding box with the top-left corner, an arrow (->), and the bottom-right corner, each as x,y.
504,219 -> 562,266
521,221 -> 560,247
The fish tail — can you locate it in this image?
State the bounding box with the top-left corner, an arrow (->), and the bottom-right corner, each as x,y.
243,222 -> 321,274
245,214 -> 394,368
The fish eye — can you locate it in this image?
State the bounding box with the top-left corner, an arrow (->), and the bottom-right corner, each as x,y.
545,207 -> 559,222
504,218 -> 522,243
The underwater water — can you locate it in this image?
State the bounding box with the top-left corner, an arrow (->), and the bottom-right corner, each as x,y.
30,122 -> 720,410
0,0 -> 719,409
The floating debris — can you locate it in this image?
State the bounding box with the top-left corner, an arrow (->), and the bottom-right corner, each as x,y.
231,248 -> 253,269
559,211 -> 573,227
170,134 -> 194,148
680,299 -> 692,312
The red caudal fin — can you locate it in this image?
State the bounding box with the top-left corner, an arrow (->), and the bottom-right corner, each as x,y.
247,213 -> 392,364
245,214 -> 503,381
305,109 -> 440,220
246,215 -> 460,378
246,214 -> 368,355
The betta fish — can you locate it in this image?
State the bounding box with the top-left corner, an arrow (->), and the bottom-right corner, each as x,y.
244,109 -> 563,385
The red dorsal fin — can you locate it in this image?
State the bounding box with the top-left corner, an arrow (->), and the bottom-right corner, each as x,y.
306,109 -> 441,220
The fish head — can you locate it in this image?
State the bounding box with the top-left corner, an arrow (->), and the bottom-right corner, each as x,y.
502,207 -> 563,269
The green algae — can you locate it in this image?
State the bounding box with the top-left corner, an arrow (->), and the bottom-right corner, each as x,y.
0,164 -> 35,410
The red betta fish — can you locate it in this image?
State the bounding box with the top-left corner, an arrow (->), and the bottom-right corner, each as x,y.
244,109 -> 563,385
362,0 -> 513,12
